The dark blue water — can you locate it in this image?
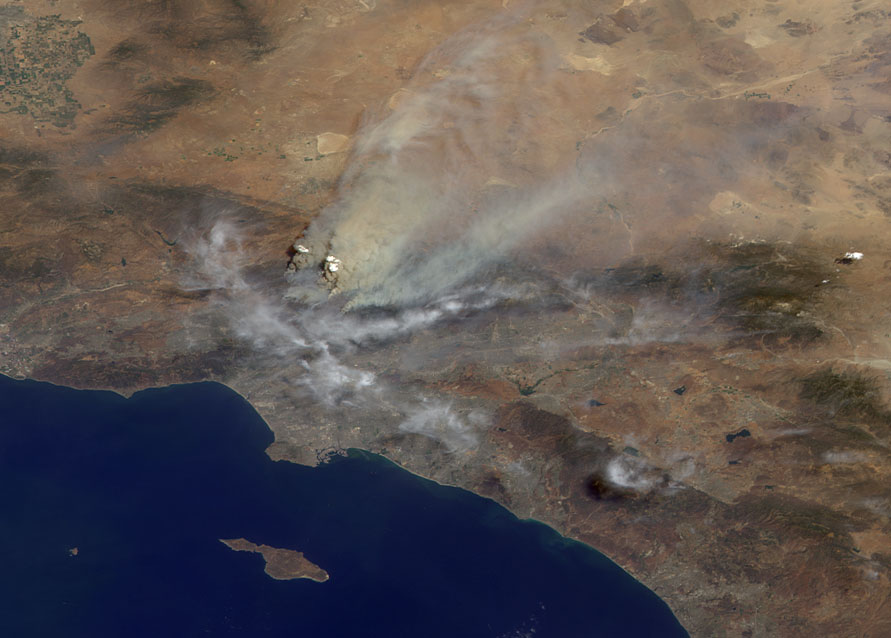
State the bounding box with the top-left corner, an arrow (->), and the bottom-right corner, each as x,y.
0,375 -> 687,637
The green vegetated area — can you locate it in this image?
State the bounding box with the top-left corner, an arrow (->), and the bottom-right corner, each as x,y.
0,7 -> 94,126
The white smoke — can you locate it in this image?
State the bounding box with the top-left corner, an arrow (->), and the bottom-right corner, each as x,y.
298,344 -> 376,407
181,12 -> 641,453
186,221 -> 307,352
821,450 -> 869,465
398,400 -> 484,453
185,221 -> 489,446
288,16 -> 598,309
606,456 -> 658,491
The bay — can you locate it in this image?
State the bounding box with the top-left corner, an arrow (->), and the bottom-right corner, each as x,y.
0,375 -> 687,637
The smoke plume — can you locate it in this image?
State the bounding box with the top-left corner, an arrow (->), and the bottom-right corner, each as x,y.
288,16 -> 598,308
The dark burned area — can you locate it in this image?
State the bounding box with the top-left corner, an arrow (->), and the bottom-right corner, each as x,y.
493,401 -> 654,504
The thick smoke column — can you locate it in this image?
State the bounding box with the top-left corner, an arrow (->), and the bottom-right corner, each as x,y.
289,16 -> 595,308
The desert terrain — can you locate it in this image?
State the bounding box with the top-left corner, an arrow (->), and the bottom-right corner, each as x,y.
1,0 -> 891,635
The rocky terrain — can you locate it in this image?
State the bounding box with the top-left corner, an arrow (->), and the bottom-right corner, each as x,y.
220,538 -> 329,582
2,0 -> 891,635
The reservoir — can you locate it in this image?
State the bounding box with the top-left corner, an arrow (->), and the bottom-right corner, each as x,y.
0,375 -> 687,637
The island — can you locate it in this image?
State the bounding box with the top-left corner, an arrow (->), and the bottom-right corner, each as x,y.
220,539 -> 329,583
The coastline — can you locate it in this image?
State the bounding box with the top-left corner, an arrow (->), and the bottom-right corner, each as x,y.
0,373 -> 687,636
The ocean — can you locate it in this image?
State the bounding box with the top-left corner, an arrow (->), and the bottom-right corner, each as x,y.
0,375 -> 687,637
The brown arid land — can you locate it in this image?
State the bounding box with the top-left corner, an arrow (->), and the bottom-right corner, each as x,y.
220,538 -> 329,582
1,0 -> 891,635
